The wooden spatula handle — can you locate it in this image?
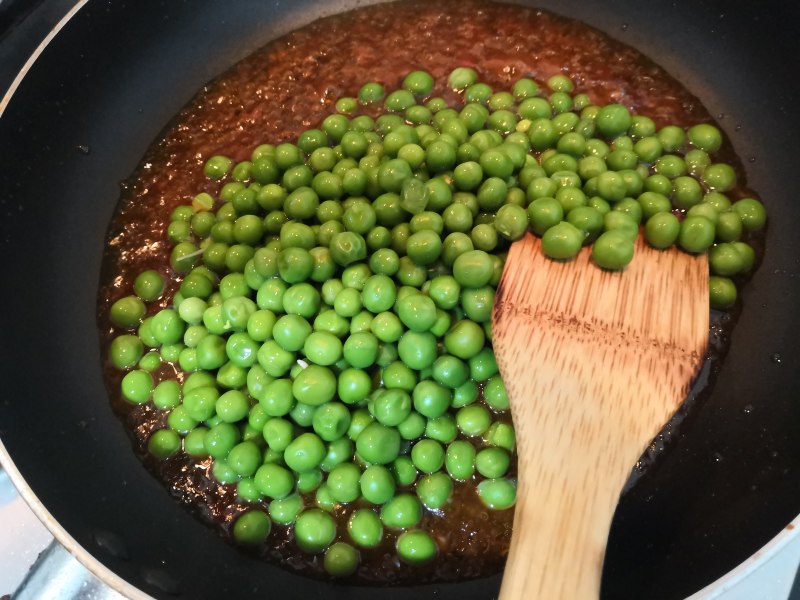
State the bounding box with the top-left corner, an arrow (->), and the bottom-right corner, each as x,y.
493,233 -> 708,599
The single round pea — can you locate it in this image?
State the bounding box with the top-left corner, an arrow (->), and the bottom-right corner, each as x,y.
397,330 -> 438,370
645,212 -> 680,249
232,510 -> 271,545
381,494 -> 422,529
715,211 -> 743,242
709,276 -> 737,309
269,493 -> 303,525
292,365 -> 337,406
443,320 -> 485,360
476,447 -> 511,478
733,198 -> 767,232
484,422 -> 516,452
109,334 -> 144,369
110,295 -> 146,329
595,104 -> 632,138
415,472 -> 453,510
396,529 -> 437,565
709,243 -> 745,276
456,404 -> 491,437
348,508 -> 384,548
359,464 -> 396,505
295,509 -> 337,553
410,439 -> 445,474
121,369 -> 152,404
323,542 -> 359,578
688,123 -> 722,153
133,270 -> 164,302
147,428 -> 180,459
477,478 -> 517,510
678,216 -> 716,253
592,230 -> 635,270
326,462 -> 362,503
541,221 -> 583,260
356,422 -> 401,465
284,432 -> 327,472
372,389 -> 413,427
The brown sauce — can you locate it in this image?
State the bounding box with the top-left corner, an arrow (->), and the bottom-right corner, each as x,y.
98,0 -> 762,585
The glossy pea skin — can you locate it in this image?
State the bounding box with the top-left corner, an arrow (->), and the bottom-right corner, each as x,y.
348,508 -> 384,548
356,422 -> 401,465
541,222 -> 583,260
295,509 -> 337,553
232,510 -> 271,545
324,542 -> 360,577
709,276 -> 737,309
396,530 -> 438,565
645,212 -> 680,249
476,478 -> 517,510
446,440 -> 476,480
381,494 -> 422,529
592,231 -> 635,270
416,472 -> 453,510
678,216 -> 716,253
360,465 -> 396,505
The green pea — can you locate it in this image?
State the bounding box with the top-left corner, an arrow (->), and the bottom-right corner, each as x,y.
476,447 -> 511,478
396,529 -> 437,565
204,423 -> 240,459
645,212 -> 680,249
263,417 -> 294,452
456,404 -> 491,437
709,276 -> 737,309
323,542 -> 359,578
359,465 -> 396,505
348,508 -> 384,548
592,231 -> 635,270
110,295 -> 146,329
445,440 -> 476,480
678,216 -> 716,253
269,493 -> 303,525
733,198 -> 767,232
397,330 -> 438,370
687,123 -> 722,153
295,509 -> 337,553
232,510 -> 271,545
416,472 -> 453,510
134,270 -> 164,301
477,478 -> 517,510
292,365 -> 337,406
147,428 -> 180,459
121,369 -> 152,404
381,493 -> 422,529
484,422 -> 516,452
326,462 -> 362,503
709,243 -> 745,276
541,221 -> 583,260
410,439 -> 445,474
356,422 -> 401,465
184,427 -> 209,457
284,432 -> 326,472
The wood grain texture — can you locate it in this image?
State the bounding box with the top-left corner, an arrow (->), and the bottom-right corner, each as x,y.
493,232 -> 709,600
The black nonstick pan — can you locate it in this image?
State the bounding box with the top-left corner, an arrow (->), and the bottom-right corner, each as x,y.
1,1 -> 799,598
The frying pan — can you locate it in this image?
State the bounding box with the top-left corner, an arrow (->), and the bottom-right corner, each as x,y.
1,0 -> 799,598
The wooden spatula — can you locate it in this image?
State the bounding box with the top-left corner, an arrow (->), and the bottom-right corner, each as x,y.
492,232 -> 709,600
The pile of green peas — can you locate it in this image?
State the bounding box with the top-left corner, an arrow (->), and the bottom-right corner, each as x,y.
108,67 -> 764,576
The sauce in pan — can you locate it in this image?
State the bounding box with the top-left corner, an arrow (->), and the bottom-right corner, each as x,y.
98,0 -> 762,584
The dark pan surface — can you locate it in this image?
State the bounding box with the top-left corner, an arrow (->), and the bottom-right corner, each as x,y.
0,1 -> 799,598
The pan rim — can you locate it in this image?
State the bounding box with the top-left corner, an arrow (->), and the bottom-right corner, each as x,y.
0,440 -> 152,599
0,0 -> 798,598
